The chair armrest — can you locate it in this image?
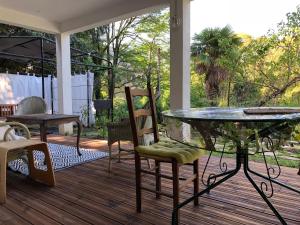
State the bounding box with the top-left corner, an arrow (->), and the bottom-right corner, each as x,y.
0,122 -> 31,140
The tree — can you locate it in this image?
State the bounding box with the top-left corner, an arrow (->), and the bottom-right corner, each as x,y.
191,26 -> 242,105
71,11 -> 170,121
239,6 -> 300,106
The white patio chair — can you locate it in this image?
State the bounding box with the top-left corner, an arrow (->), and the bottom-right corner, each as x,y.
15,96 -> 47,115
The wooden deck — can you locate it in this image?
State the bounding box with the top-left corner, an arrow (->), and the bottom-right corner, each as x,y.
2,135 -> 300,225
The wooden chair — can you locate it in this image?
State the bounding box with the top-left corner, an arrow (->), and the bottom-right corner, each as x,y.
93,99 -> 134,172
125,86 -> 203,223
107,118 -> 153,172
104,97 -> 152,172
0,122 -> 55,204
107,118 -> 134,172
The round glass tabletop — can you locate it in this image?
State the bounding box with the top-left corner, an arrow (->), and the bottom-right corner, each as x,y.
163,107 -> 300,122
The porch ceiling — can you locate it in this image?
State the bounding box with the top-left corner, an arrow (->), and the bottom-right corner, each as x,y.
0,0 -> 169,34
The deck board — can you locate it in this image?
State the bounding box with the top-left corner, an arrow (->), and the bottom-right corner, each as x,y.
2,136 -> 300,225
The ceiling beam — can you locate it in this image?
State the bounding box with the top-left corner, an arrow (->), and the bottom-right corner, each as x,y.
0,0 -> 169,35
0,6 -> 60,34
60,0 -> 169,34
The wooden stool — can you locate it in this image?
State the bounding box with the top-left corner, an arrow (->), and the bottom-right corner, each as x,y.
0,139 -> 55,203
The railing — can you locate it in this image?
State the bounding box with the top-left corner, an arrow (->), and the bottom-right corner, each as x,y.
0,104 -> 18,117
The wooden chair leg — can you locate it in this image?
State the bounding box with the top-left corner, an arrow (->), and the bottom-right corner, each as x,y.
193,159 -> 199,206
0,151 -> 7,204
108,145 -> 112,173
26,143 -> 55,187
155,160 -> 161,199
135,152 -> 142,212
147,159 -> 152,169
172,160 -> 179,223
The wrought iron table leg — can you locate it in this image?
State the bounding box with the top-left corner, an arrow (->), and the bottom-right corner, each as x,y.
172,152 -> 242,225
244,154 -> 288,225
208,169 -> 236,180
207,168 -> 237,193
172,144 -> 295,225
247,168 -> 300,194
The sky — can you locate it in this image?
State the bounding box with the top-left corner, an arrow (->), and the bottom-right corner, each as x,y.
190,0 -> 299,38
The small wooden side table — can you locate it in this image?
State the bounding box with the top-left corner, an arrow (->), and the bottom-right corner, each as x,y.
7,114 -> 82,156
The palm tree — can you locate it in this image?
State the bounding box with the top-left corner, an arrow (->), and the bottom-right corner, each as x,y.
191,25 -> 241,105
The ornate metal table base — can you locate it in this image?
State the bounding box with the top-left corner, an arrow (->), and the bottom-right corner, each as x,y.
172,147 -> 300,225
163,108 -> 300,225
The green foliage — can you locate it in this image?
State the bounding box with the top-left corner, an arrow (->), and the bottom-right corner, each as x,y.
113,97 -> 129,119
190,70 -> 209,107
191,25 -> 241,61
191,26 -> 242,105
189,6 -> 300,108
2,6 -> 300,124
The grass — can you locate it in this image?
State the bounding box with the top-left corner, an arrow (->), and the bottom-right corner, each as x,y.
187,130 -> 299,168
73,126 -> 105,139
191,137 -> 300,168
210,151 -> 299,168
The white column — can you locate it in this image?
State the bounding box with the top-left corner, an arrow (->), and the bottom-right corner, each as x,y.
170,0 -> 190,110
169,0 -> 191,140
56,33 -> 73,135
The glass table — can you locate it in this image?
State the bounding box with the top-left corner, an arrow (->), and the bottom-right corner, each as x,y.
163,107 -> 300,225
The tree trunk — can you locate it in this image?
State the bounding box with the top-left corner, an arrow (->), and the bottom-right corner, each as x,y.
156,48 -> 161,96
258,76 -> 300,106
106,24 -> 113,120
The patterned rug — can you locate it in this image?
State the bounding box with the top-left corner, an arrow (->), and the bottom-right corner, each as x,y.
8,143 -> 108,175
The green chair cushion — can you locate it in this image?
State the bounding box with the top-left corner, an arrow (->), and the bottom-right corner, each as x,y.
135,138 -> 204,164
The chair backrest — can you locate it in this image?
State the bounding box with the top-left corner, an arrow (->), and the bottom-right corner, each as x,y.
15,96 -> 47,115
125,86 -> 159,147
